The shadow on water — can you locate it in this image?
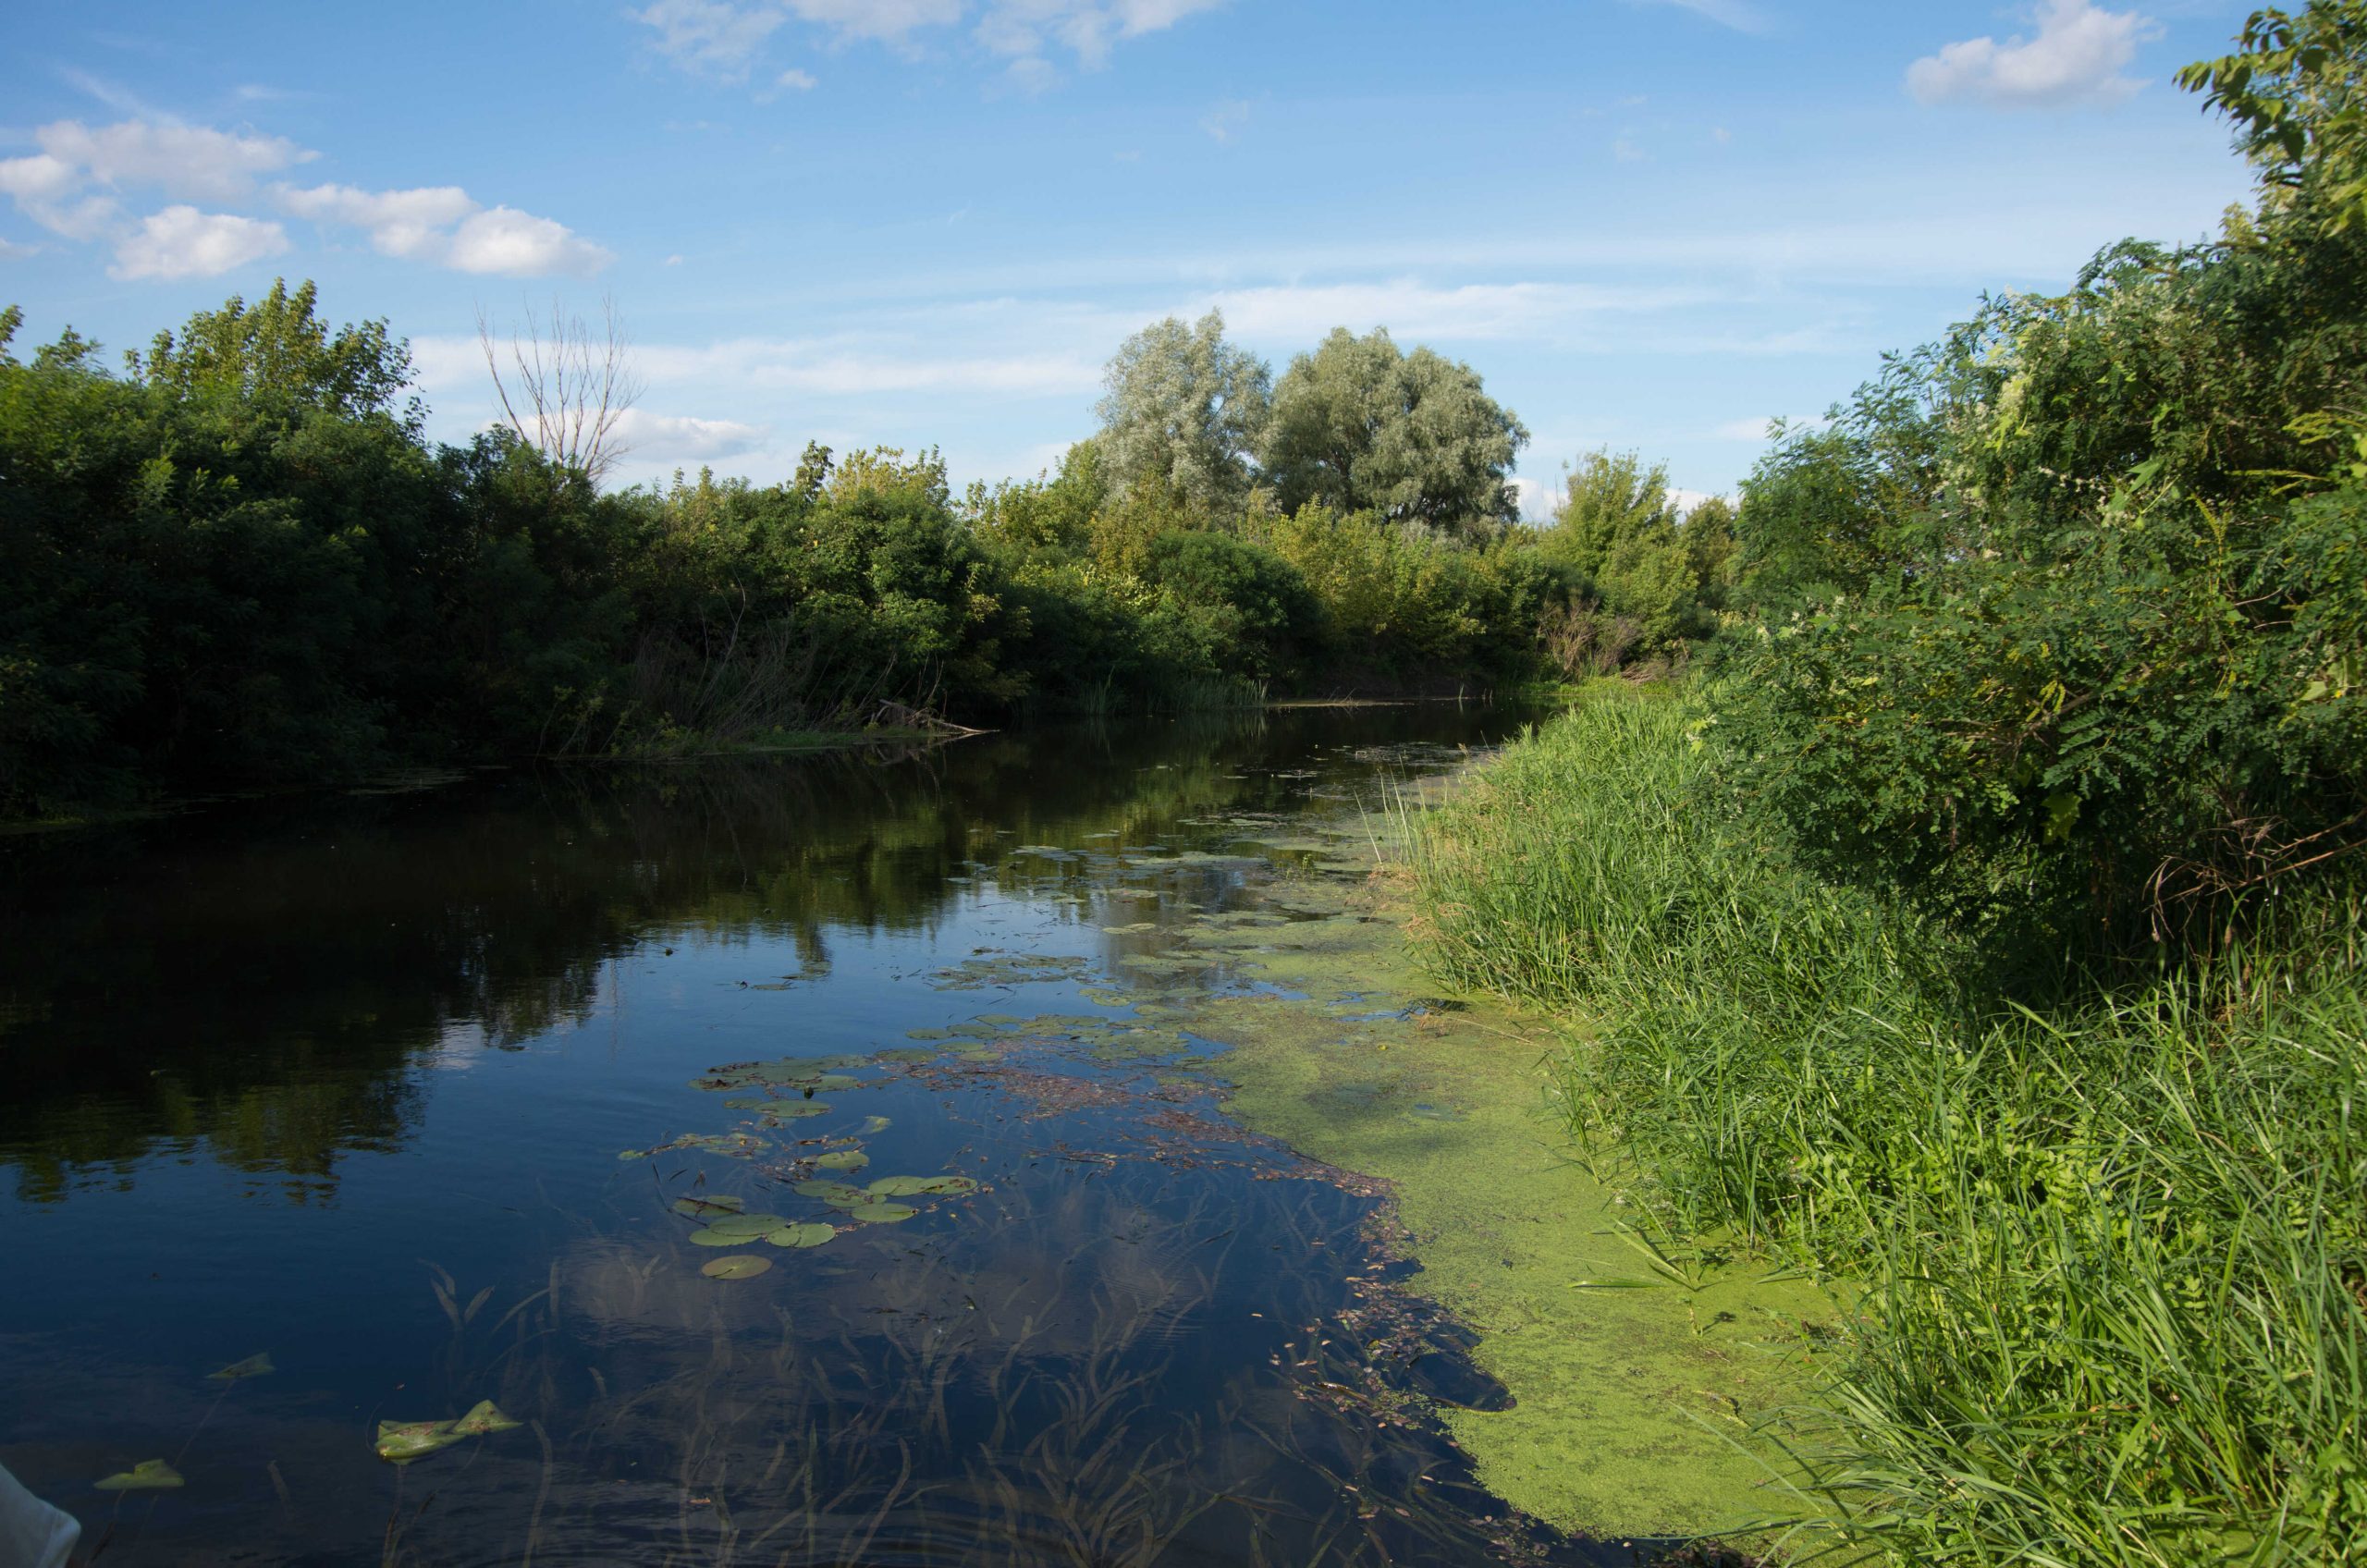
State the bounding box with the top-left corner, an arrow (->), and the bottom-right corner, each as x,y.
0,704 -> 1735,1566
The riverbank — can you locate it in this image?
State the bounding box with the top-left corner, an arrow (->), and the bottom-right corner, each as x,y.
1401,692 -> 2367,1566
1085,778 -> 1840,1545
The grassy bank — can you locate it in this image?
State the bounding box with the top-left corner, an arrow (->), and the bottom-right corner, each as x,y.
1405,693 -> 2367,1565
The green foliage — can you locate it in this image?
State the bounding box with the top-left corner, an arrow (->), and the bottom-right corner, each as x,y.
1260,327 -> 1528,536
1408,695 -> 2367,1568
1138,530 -> 1322,684
2178,0 -> 2367,234
1714,11 -> 2367,947
1094,311 -> 1271,516
131,277 -> 419,427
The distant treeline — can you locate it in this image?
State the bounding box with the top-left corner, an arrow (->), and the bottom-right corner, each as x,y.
0,275 -> 1761,815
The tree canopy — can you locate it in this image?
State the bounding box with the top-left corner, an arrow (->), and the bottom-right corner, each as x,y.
1260,327 -> 1527,536
1093,311 -> 1270,517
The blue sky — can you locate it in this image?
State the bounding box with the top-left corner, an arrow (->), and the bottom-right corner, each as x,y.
2,0 -> 2259,508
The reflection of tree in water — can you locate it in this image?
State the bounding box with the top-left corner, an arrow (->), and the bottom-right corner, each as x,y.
0,704 -> 1529,1203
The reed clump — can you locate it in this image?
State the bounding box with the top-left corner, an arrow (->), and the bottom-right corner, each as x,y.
1406,693 -> 2367,1566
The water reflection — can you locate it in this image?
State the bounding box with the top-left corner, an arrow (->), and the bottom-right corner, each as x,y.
0,704 -> 1718,1566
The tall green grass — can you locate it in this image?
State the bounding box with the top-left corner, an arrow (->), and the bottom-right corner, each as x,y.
1406,694 -> 2367,1565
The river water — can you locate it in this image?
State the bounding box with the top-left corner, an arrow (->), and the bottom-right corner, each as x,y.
0,706 -> 1688,1568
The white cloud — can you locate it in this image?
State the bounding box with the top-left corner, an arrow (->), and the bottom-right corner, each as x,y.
110,205 -> 288,280
1202,278 -> 1712,343
633,0 -> 1219,83
34,118 -> 314,201
1628,0 -> 1774,35
0,237 -> 38,260
276,183 -> 610,276
1907,0 -> 2151,109
777,67 -> 818,90
785,0 -> 964,43
611,409 -> 771,461
277,182 -> 477,259
632,0 -> 788,79
0,154 -> 83,203
448,207 -> 614,277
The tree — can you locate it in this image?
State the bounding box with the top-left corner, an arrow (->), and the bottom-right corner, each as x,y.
480,296 -> 644,486
1094,311 -> 1269,517
2177,0 -> 2367,234
1260,327 -> 1528,536
134,278 -> 416,425
1543,447 -> 1675,581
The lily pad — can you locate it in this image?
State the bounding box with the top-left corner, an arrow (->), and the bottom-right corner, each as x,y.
449,1399 -> 521,1436
689,1227 -> 751,1247
208,1352 -> 274,1381
765,1222 -> 837,1249
95,1459 -> 182,1490
700,1255 -> 773,1280
876,1047 -> 939,1063
812,1149 -> 869,1171
868,1175 -> 978,1197
848,1201 -> 917,1224
617,1148 -> 647,1160
902,1028 -> 950,1041
700,1213 -> 789,1238
791,1180 -> 870,1207
957,1048 -> 1000,1061
766,1101 -> 832,1120
858,1115 -> 892,1134
374,1421 -> 465,1464
672,1194 -> 745,1219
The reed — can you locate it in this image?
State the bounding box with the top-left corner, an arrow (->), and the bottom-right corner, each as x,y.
1404,693 -> 2367,1565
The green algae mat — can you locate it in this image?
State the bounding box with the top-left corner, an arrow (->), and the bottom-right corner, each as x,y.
1103,836 -> 1836,1539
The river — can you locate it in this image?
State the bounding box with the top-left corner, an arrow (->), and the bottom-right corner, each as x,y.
0,704 -> 1741,1568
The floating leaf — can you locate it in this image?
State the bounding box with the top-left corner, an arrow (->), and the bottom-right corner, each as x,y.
813,1149 -> 869,1171
876,1047 -> 939,1063
449,1399 -> 521,1436
767,1102 -> 831,1120
689,1227 -> 752,1247
765,1223 -> 837,1249
672,1194 -> 745,1219
957,1048 -> 999,1061
809,1074 -> 860,1093
721,1096 -> 770,1109
617,1148 -> 647,1160
792,1180 -> 870,1207
95,1459 -> 182,1490
701,1213 -> 789,1238
700,1256 -> 773,1280
374,1421 -> 465,1464
902,1029 -> 950,1041
868,1175 -> 978,1197
858,1115 -> 892,1135
208,1352 -> 274,1381
849,1201 -> 917,1224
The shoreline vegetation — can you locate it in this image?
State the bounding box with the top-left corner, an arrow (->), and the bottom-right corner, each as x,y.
0,278 -> 1726,827
1391,11 -> 2367,1559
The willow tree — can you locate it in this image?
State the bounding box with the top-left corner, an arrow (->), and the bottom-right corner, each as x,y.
1260,327 -> 1527,537
1094,311 -> 1269,518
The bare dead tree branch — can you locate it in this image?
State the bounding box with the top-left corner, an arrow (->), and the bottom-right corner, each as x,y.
477,295 -> 645,485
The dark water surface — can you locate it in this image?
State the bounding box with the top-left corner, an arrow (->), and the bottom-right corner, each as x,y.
2,707 -> 1663,1568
